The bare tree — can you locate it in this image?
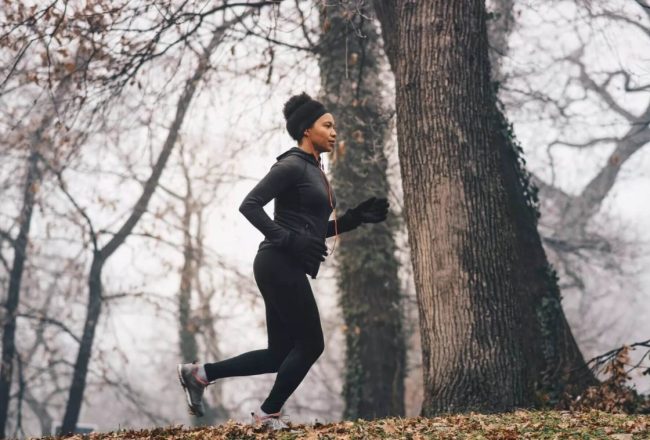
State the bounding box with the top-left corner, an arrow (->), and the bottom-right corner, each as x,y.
0,43 -> 91,435
0,148 -> 41,438
155,139 -> 242,425
56,20 -> 238,434
499,0 -> 650,359
2,1 -> 288,435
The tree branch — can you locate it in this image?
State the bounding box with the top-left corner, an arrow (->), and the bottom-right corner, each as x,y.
560,110 -> 650,229
566,53 -> 637,122
529,172 -> 573,206
51,169 -> 99,253
100,18 -> 237,260
0,230 -> 15,250
16,313 -> 80,344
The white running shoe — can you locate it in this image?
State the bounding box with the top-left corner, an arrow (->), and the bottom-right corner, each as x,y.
177,361 -> 209,417
250,410 -> 292,431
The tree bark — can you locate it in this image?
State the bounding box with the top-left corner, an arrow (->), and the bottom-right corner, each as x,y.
318,1 -> 406,420
372,1 -> 596,414
373,0 -> 535,414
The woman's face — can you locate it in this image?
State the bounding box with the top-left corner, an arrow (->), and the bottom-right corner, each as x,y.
304,113 -> 336,153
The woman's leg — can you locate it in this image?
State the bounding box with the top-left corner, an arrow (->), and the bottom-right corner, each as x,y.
204,247 -> 325,413
254,250 -> 325,414
204,301 -> 294,381
203,249 -> 296,381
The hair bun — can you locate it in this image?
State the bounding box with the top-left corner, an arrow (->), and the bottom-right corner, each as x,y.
283,92 -> 328,141
283,92 -> 312,121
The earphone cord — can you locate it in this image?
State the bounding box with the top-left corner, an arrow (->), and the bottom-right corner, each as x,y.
312,151 -> 338,255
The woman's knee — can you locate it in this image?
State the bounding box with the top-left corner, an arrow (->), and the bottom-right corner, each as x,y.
298,334 -> 324,361
269,345 -> 292,368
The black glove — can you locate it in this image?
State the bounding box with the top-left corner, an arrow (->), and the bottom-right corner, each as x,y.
285,231 -> 327,269
348,197 -> 389,224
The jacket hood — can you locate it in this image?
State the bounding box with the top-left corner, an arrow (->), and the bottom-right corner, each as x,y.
276,146 -> 322,166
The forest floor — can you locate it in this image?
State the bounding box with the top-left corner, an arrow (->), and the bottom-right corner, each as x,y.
43,409 -> 650,439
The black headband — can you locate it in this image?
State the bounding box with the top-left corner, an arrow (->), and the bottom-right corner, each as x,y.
285,99 -> 328,141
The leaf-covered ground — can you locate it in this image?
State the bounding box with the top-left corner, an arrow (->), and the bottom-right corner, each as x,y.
47,409 -> 649,439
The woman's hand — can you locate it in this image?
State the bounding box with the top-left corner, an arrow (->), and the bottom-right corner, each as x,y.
284,232 -> 328,268
350,197 -> 389,224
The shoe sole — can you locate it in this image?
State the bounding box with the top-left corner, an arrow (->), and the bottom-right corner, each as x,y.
177,364 -> 204,417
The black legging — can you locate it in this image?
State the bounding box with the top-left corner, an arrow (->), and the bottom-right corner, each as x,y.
204,246 -> 325,414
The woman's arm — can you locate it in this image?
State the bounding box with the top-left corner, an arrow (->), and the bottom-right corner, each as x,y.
325,209 -> 362,238
325,197 -> 389,238
239,158 -> 306,247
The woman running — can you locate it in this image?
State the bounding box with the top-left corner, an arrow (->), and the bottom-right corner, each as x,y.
177,92 -> 389,430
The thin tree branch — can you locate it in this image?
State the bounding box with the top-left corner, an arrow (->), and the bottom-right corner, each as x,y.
51,168 -> 99,253
16,313 -> 81,344
0,230 -> 16,249
566,53 -> 637,122
100,18 -> 236,260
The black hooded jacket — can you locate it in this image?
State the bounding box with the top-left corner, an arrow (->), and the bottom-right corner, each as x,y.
239,146 -> 360,278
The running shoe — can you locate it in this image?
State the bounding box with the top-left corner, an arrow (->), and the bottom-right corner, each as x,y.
177,361 -> 209,417
250,410 -> 293,431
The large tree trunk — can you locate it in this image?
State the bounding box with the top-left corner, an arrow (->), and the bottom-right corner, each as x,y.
372,1 -> 596,415
59,25 -> 230,434
0,150 -> 41,438
373,0 -> 534,414
317,1 -> 406,420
